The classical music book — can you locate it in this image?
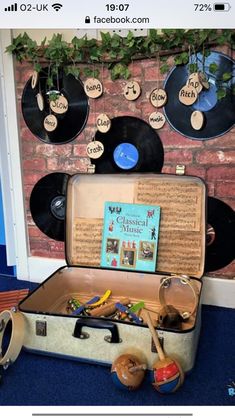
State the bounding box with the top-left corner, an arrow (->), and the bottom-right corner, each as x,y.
101,201 -> 161,272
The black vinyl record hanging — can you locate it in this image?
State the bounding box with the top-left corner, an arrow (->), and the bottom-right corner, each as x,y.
205,197 -> 235,272
164,51 -> 235,140
90,116 -> 164,173
30,172 -> 70,241
22,68 -> 89,144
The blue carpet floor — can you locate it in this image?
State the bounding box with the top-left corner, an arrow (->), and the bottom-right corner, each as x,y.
0,275 -> 235,406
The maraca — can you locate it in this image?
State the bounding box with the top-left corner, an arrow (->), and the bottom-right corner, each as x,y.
111,353 -> 147,391
145,311 -> 184,393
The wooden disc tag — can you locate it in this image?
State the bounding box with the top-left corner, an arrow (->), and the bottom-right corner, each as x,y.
150,88 -> 167,108
179,85 -> 198,105
50,95 -> 69,114
124,81 -> 141,101
96,113 -> 111,133
43,114 -> 58,132
36,93 -> 44,111
187,72 -> 203,94
149,111 -> 166,129
190,110 -> 204,130
198,71 -> 210,90
86,140 -> 104,159
84,78 -> 103,98
31,71 -> 39,89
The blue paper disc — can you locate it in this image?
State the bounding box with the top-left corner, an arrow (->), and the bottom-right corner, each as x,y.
113,143 -> 139,170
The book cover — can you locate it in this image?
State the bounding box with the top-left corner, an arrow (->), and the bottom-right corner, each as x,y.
101,201 -> 161,272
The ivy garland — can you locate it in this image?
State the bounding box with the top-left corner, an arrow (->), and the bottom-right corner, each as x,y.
6,29 -> 235,98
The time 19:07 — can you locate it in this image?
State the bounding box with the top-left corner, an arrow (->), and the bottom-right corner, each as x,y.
106,4 -> 129,11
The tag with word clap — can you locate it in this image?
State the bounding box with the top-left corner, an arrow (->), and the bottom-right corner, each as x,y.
96,113 -> 111,133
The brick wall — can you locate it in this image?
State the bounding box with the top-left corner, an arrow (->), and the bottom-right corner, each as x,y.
15,45 -> 235,278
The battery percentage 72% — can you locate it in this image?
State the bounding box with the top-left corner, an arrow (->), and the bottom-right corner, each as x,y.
194,3 -> 213,11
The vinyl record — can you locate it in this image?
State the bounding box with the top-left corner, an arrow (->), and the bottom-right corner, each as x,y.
205,197 -> 235,272
164,51 -> 235,140
91,116 -> 164,173
30,172 -> 70,241
22,68 -> 89,144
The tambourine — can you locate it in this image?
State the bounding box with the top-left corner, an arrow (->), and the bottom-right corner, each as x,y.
158,275 -> 198,330
0,310 -> 25,369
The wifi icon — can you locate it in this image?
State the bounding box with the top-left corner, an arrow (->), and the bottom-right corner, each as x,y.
52,3 -> 63,11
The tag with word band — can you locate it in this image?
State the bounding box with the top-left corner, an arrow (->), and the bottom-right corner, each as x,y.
43,114 -> 58,132
149,111 -> 166,129
36,93 -> 44,111
86,140 -> 104,159
96,113 -> 111,133
84,78 -> 103,99
150,88 -> 167,108
179,85 -> 198,105
31,71 -> 39,89
190,110 -> 204,130
124,81 -> 141,101
50,95 -> 69,115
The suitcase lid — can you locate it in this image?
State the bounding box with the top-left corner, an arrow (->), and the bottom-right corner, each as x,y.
66,173 -> 206,279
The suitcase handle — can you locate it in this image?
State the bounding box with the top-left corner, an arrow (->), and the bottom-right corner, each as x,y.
73,318 -> 121,343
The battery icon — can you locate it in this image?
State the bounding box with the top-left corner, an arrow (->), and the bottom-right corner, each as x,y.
214,3 -> 231,11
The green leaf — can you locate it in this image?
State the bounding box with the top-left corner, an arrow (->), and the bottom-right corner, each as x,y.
100,31 -> 111,46
222,72 -> 232,82
111,63 -> 130,80
189,63 -> 198,73
217,88 -> 226,100
34,63 -> 42,72
160,63 -> 169,74
47,77 -> 54,88
149,29 -> 157,41
209,62 -> 218,74
65,66 -> 80,78
48,92 -> 59,102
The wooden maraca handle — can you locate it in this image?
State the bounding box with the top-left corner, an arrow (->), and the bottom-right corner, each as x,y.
145,311 -> 165,362
90,297 -> 130,317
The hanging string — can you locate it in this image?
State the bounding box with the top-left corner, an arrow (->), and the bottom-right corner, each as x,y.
93,60 -> 96,142
188,45 -> 192,76
102,62 -> 105,115
56,66 -> 60,93
48,64 -> 52,114
156,51 -> 160,109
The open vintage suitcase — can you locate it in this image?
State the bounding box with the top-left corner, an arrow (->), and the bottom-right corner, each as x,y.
17,173 -> 206,373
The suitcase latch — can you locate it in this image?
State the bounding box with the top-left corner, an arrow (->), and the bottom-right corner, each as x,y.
175,164 -> 185,175
151,334 -> 164,353
36,320 -> 47,337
